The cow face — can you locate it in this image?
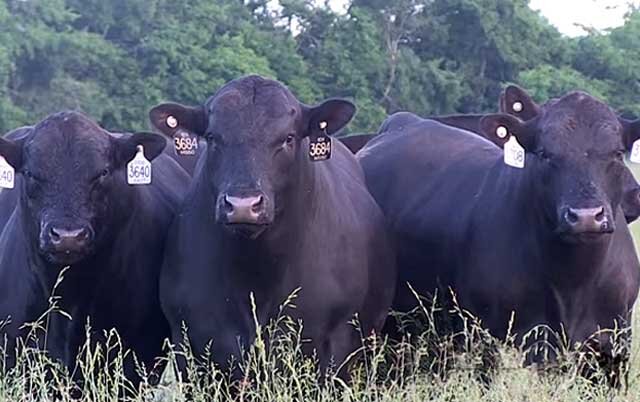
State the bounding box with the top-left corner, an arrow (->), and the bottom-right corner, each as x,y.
498,86 -> 640,225
481,92 -> 630,241
0,112 -> 166,265
150,76 -> 355,239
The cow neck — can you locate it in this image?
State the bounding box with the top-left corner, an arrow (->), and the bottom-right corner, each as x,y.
490,157 -> 613,287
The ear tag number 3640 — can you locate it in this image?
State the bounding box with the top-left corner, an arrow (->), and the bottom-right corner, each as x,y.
309,121 -> 332,162
504,136 -> 525,169
127,145 -> 151,185
0,156 -> 14,189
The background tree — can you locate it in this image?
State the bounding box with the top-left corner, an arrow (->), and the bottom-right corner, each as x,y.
0,0 -> 638,134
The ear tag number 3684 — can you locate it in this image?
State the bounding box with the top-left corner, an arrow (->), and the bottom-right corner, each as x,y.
309,121 -> 332,162
127,145 -> 151,185
0,156 -> 14,189
631,140 -> 640,164
504,136 -> 525,169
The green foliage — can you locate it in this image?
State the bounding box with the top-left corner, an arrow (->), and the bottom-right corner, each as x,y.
0,0 -> 639,134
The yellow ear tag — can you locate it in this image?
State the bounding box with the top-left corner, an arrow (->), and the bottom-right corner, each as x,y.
127,145 -> 152,185
309,121 -> 332,162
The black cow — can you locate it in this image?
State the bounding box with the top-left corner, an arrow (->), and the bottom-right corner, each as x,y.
357,92 -> 640,383
340,87 -> 640,224
149,75 -> 396,379
0,112 -> 189,386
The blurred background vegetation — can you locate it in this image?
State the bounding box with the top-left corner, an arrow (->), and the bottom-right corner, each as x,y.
1,0 -> 640,134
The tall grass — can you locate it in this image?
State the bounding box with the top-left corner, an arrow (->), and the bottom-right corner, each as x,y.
0,279 -> 638,402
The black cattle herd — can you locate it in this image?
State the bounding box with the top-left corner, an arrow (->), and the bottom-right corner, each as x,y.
0,75 -> 638,389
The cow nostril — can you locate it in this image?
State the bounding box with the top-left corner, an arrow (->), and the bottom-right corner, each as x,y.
594,207 -> 605,223
49,227 -> 61,242
223,195 -> 234,212
251,195 -> 264,213
77,228 -> 90,242
565,209 -> 579,224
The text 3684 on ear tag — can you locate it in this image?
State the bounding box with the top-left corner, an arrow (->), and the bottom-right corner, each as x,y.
174,130 -> 199,157
631,140 -> 640,164
127,145 -> 152,185
0,156 -> 15,189
309,135 -> 332,162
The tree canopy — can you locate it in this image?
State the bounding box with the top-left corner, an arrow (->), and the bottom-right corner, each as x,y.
0,0 -> 638,133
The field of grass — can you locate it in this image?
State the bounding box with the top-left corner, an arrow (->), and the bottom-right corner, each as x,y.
3,168 -> 640,401
1,273 -> 639,401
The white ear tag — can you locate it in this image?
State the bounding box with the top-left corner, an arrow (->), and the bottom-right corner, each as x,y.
631,140 -> 640,164
166,115 -> 178,129
512,101 -> 523,113
127,145 -> 152,185
0,156 -> 15,189
504,136 -> 525,169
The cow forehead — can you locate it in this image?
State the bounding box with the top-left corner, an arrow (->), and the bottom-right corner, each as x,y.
25,113 -> 111,173
537,93 -> 622,150
207,79 -> 301,137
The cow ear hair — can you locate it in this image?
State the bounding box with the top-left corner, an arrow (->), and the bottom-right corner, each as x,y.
113,132 -> 167,166
0,136 -> 24,170
149,103 -> 207,138
500,85 -> 541,121
479,113 -> 535,150
303,99 -> 356,137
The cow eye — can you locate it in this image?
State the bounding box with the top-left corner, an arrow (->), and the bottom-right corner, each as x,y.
285,134 -> 296,146
92,168 -> 110,183
535,149 -> 550,160
22,169 -> 40,181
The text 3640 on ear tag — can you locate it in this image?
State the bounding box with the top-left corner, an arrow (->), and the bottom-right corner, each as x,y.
309,135 -> 332,162
0,156 -> 14,189
127,145 -> 152,185
173,130 -> 199,157
631,140 -> 640,164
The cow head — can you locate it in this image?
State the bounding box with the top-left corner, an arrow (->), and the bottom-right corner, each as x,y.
150,75 -> 355,239
498,85 -> 640,224
480,92 -> 632,241
0,112 -> 166,265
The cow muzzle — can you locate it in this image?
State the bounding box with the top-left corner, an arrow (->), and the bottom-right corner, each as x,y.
41,223 -> 95,264
557,205 -> 614,237
216,191 -> 273,237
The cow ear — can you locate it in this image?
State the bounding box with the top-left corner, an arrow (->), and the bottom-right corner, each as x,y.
621,118 -> 640,151
621,168 -> 640,223
304,99 -> 356,137
479,113 -> 535,150
0,137 -> 23,170
500,85 -> 541,121
113,132 -> 167,166
149,103 -> 207,139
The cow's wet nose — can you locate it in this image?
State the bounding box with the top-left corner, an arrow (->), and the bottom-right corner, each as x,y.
562,206 -> 611,233
218,193 -> 267,224
48,225 -> 93,252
